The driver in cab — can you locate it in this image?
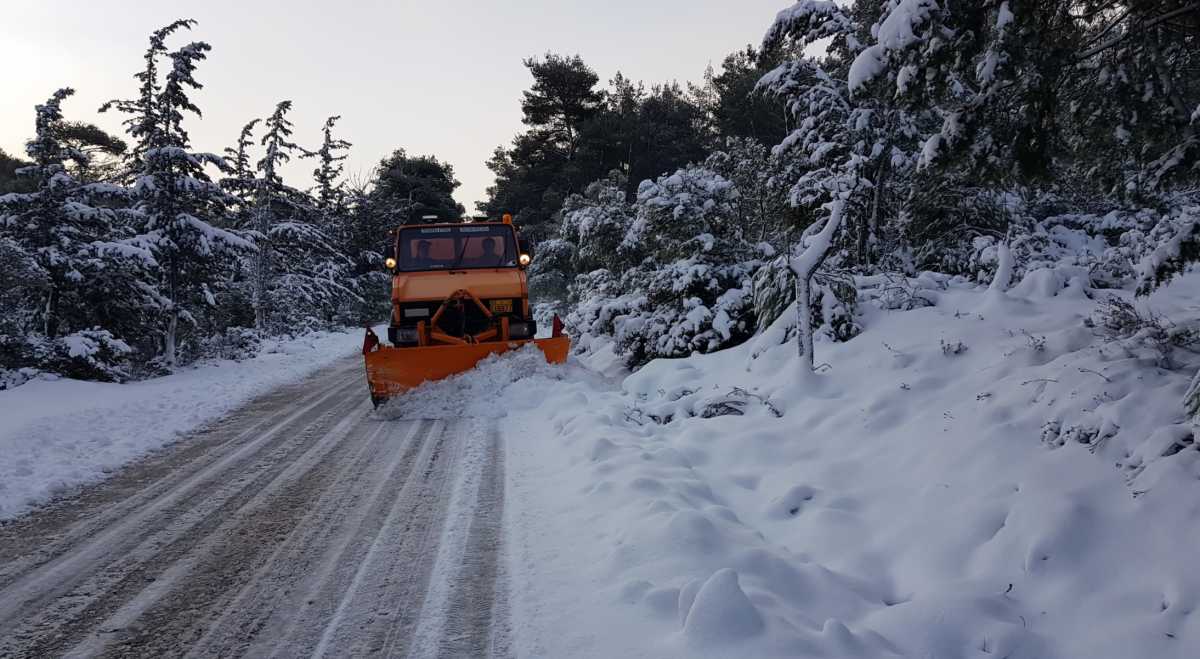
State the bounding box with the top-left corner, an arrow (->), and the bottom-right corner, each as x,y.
412,240 -> 435,268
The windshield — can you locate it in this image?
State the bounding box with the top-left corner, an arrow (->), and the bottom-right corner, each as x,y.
396,225 -> 519,272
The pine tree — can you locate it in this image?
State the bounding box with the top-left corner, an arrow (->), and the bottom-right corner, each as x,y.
0,89 -> 158,340
104,22 -> 253,368
0,89 -> 163,379
313,116 -> 351,215
248,101 -> 355,331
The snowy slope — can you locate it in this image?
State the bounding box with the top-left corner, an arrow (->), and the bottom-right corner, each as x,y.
0,328 -> 371,521
395,269 -> 1200,658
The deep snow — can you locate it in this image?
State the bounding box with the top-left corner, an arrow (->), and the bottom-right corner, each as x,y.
392,268 -> 1200,658
0,327 -> 372,520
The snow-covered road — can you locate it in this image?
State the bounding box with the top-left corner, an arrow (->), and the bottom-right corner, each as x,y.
0,357 -> 511,658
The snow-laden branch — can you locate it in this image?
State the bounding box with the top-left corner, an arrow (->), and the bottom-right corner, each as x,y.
789,199 -> 846,371
789,199 -> 845,280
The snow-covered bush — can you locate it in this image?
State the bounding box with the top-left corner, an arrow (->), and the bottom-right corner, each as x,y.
961,206 -> 1197,291
560,173 -> 635,273
1135,205 -> 1200,295
26,329 -> 134,382
0,366 -> 39,391
566,167 -> 765,367
198,327 -> 263,362
527,237 -> 575,305
1090,296 -> 1198,370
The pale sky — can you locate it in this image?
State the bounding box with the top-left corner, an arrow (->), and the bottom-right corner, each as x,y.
2,1 -> 790,210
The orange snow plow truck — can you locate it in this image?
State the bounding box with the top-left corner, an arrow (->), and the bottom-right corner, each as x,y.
362,214 -> 568,407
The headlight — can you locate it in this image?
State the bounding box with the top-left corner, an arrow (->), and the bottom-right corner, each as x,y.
384,257 -> 397,269
518,253 -> 531,266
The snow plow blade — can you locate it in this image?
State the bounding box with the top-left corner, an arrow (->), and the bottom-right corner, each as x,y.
364,334 -> 569,406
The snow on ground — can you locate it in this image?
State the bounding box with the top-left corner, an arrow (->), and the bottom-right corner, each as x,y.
0,327 -> 372,521
391,269 -> 1200,658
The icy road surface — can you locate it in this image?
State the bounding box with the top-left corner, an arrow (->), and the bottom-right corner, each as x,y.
0,357 -> 510,658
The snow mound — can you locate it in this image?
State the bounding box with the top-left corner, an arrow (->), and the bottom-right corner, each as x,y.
681,569 -> 764,644
376,344 -> 574,420
500,272 -> 1200,658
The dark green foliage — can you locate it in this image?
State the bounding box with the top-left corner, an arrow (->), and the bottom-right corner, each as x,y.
696,46 -> 791,148
0,149 -> 35,194
481,53 -> 715,240
368,150 -> 464,225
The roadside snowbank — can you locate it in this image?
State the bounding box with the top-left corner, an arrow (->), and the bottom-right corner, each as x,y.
388,269 -> 1200,658
0,328 -> 367,521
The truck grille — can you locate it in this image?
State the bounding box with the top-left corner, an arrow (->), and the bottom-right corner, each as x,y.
434,301 -> 491,337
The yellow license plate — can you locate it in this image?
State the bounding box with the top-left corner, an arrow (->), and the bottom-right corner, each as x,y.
489,299 -> 513,313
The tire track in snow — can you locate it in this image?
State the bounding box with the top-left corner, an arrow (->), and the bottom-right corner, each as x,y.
0,359 -> 513,658
408,420 -> 513,659
0,361 -> 364,591
3,372 -> 372,657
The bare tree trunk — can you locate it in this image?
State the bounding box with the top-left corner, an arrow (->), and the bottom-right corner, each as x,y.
794,273 -> 813,369
43,285 -> 60,339
164,308 -> 178,368
865,153 -> 889,264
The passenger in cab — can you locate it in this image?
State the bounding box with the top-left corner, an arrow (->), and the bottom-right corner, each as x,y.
474,237 -> 504,267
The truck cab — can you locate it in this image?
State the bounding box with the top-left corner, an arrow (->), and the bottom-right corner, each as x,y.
384,217 -> 536,346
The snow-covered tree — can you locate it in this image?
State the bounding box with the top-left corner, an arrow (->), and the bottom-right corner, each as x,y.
532,172 -> 636,314
760,2 -> 881,369
313,115 -> 351,218
0,89 -> 164,379
104,22 -> 253,368
247,101 -> 355,331
704,138 -> 793,245
0,88 -> 159,339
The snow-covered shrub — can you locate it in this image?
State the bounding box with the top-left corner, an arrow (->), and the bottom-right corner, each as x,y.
940,339 -> 969,356
0,237 -> 48,344
534,173 -> 635,312
1135,206 -> 1200,295
565,269 -> 633,344
961,206 -> 1200,292
336,270 -> 390,327
856,271 -> 949,313
560,174 -> 634,273
28,329 -> 133,382
566,167 -> 765,367
198,327 -> 263,362
0,366 -> 39,391
527,237 -> 575,304
613,258 -> 758,366
1185,371 -> 1200,428
1089,296 -> 1198,370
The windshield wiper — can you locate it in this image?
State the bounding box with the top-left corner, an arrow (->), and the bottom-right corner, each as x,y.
451,236 -> 471,269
